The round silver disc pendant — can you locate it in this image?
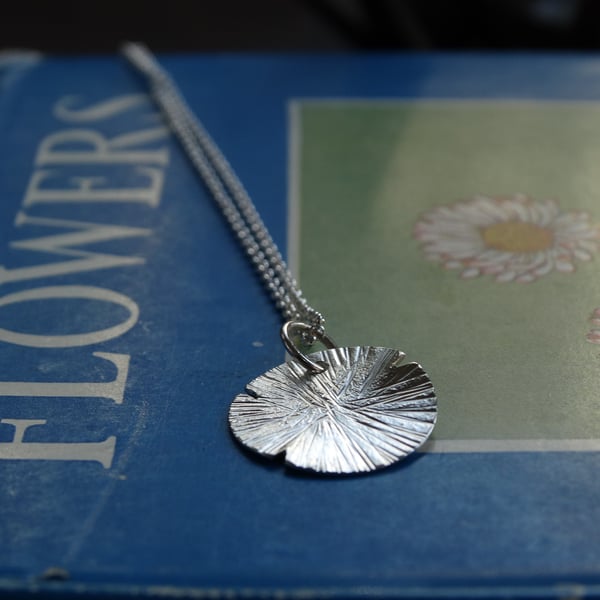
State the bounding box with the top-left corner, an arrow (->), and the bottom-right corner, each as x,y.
229,346 -> 437,474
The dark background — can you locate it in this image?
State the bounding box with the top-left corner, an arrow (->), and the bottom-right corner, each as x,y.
2,0 -> 600,53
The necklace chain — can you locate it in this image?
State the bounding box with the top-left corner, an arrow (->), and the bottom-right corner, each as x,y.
123,45 -> 439,474
123,43 -> 324,338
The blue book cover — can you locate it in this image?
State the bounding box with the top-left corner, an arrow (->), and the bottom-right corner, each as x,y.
3,50 -> 600,598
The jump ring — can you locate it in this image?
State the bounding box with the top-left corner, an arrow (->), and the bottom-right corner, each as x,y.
280,321 -> 337,374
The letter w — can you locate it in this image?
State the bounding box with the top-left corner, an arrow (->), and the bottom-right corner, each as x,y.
0,213 -> 151,285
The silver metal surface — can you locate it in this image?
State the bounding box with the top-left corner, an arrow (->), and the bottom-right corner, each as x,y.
229,346 -> 437,474
122,43 -> 324,338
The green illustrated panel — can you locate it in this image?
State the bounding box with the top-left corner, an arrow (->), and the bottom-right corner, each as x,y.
292,101 -> 600,446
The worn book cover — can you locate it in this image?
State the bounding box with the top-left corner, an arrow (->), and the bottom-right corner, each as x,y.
2,51 -> 600,598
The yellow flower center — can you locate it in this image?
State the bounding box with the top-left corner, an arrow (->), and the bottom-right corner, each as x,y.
481,220 -> 554,253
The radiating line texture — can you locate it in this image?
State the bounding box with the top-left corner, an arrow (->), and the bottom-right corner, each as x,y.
229,346 -> 437,474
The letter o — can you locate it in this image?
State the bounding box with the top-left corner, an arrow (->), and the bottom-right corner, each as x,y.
0,285 -> 139,348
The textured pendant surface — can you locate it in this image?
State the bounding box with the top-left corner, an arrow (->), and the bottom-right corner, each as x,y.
229,346 -> 436,474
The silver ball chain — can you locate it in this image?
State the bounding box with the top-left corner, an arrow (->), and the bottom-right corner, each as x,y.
122,43 -> 325,341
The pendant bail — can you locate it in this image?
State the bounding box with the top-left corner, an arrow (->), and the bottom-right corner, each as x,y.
280,321 -> 336,374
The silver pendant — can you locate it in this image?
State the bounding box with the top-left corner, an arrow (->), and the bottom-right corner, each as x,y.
229,344 -> 437,474
122,48 -> 438,475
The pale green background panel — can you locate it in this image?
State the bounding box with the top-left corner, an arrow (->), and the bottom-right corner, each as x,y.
295,101 -> 600,441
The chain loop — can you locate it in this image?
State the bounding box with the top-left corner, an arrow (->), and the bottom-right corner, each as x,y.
280,321 -> 336,374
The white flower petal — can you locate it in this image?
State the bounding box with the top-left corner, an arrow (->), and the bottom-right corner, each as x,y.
444,260 -> 464,269
495,270 -> 518,283
574,249 -> 592,261
536,200 -> 559,226
516,273 -> 536,283
460,267 -> 481,279
533,257 -> 554,277
510,200 -> 532,222
555,260 -> 575,272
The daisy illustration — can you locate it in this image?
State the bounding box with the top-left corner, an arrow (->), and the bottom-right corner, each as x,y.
413,194 -> 600,283
586,308 -> 600,344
